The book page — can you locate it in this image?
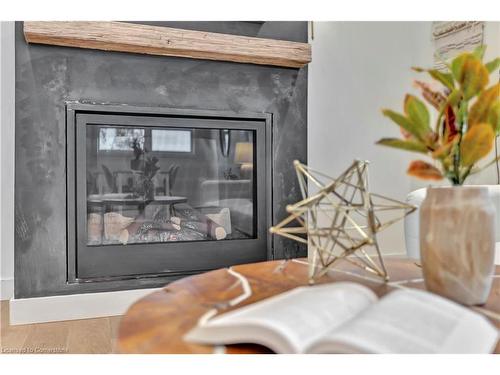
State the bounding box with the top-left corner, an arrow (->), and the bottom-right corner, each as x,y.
184,282 -> 377,353
309,289 -> 499,353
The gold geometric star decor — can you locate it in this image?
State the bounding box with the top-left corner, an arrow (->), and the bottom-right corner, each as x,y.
269,160 -> 416,283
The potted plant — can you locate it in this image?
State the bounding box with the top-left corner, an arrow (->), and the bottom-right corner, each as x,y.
376,45 -> 500,305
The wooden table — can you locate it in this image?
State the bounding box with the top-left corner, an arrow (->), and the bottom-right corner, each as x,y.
117,257 -> 500,353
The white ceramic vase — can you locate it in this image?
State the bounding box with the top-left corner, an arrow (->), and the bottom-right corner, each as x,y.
420,186 -> 496,305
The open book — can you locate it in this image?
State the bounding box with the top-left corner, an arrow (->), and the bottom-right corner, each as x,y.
185,282 -> 499,353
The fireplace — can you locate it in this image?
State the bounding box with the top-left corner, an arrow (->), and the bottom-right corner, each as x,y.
66,102 -> 272,282
15,21 -> 307,298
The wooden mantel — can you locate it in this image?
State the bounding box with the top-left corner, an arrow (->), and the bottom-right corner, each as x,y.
23,21 -> 311,68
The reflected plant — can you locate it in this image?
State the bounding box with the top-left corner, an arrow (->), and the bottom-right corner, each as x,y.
142,155 -> 160,200
130,136 -> 145,159
144,156 -> 160,180
376,45 -> 500,185
130,136 -> 145,171
128,134 -> 155,198
129,139 -> 160,199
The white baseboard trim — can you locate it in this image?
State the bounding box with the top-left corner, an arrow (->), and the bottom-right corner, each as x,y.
0,278 -> 14,301
9,287 -> 160,325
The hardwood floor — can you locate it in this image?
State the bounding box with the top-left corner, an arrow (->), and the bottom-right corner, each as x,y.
0,300 -> 122,354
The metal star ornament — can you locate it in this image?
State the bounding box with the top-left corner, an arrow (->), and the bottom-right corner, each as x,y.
270,160 -> 416,283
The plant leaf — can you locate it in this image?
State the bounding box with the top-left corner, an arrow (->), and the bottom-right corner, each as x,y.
469,83 -> 500,128
376,138 -> 429,154
432,135 -> 458,159
488,100 -> 500,134
447,88 -> 463,106
443,105 -> 458,142
412,67 -> 455,91
403,95 -> 436,145
463,58 -> 489,99
451,53 -> 489,99
431,142 -> 453,160
485,57 -> 500,74
404,94 -> 430,130
451,53 -> 468,81
382,109 -> 422,140
472,45 -> 486,60
428,70 -> 455,91
413,80 -> 447,110
407,160 -> 443,180
460,123 -> 495,166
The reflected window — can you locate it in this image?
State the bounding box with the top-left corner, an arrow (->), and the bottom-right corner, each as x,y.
98,128 -> 144,151
152,129 -> 192,152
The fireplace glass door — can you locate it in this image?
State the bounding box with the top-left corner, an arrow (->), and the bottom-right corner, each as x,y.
69,108 -> 269,281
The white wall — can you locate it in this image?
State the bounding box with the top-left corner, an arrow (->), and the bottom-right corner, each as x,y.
0,21 -> 15,300
308,21 -> 500,255
308,22 -> 433,254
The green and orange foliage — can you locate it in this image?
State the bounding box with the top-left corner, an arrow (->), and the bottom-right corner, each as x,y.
376,46 -> 500,185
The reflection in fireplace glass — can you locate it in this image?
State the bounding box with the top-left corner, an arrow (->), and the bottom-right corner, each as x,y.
86,125 -> 256,246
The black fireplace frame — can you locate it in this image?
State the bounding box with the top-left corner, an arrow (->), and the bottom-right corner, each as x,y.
66,101 -> 273,288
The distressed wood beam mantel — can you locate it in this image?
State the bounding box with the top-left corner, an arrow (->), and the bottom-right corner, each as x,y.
23,21 -> 311,68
